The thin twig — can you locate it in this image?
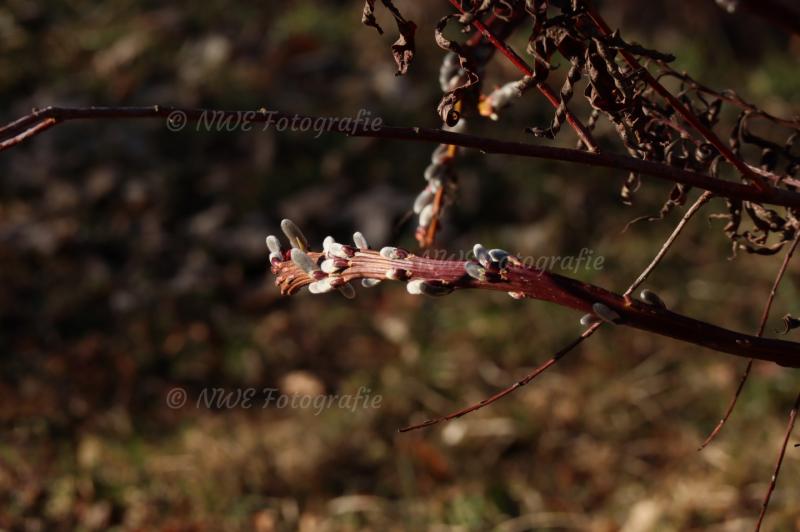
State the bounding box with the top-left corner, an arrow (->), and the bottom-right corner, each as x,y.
0,117 -> 58,151
699,231 -> 800,450
656,69 -> 800,129
399,323 -> 601,431
3,106 -> 800,208
755,389 -> 800,531
699,359 -> 754,450
623,191 -> 714,298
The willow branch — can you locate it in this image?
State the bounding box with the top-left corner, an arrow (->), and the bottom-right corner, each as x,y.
271,247 -> 800,367
446,0 -> 599,152
3,106 -> 800,208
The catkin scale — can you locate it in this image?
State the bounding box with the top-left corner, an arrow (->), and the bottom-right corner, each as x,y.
327,242 -> 354,259
308,278 -> 334,294
413,189 -> 434,214
488,248 -> 511,268
380,246 -> 409,260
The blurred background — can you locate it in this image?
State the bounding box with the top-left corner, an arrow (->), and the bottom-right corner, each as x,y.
1,1 -> 799,530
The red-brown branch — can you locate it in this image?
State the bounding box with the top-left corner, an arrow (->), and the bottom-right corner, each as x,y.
3,106 -> 800,209
272,249 -> 800,367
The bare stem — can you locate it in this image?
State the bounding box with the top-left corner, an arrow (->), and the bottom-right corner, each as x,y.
3,106 -> 800,208
623,191 -> 714,298
399,323 -> 601,432
755,389 -> 800,531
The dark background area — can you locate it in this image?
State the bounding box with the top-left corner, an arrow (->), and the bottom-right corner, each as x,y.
0,1 -> 798,530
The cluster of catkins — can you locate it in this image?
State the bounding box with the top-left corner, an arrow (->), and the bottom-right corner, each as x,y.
411,52 -> 469,243
267,220 -> 364,299
268,219 -> 669,332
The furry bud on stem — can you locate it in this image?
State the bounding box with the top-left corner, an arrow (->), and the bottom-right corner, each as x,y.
640,289 -> 667,309
380,246 -> 409,260
473,244 -> 492,268
352,232 -> 369,250
290,248 -> 319,274
592,303 -> 621,324
406,279 -> 454,297
580,313 -> 601,327
464,261 -> 487,281
266,235 -> 281,254
280,219 -> 309,251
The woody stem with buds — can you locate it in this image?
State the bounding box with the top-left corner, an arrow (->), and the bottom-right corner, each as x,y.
272,247 -> 800,367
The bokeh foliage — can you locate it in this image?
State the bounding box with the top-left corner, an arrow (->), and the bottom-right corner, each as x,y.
0,1 -> 798,530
